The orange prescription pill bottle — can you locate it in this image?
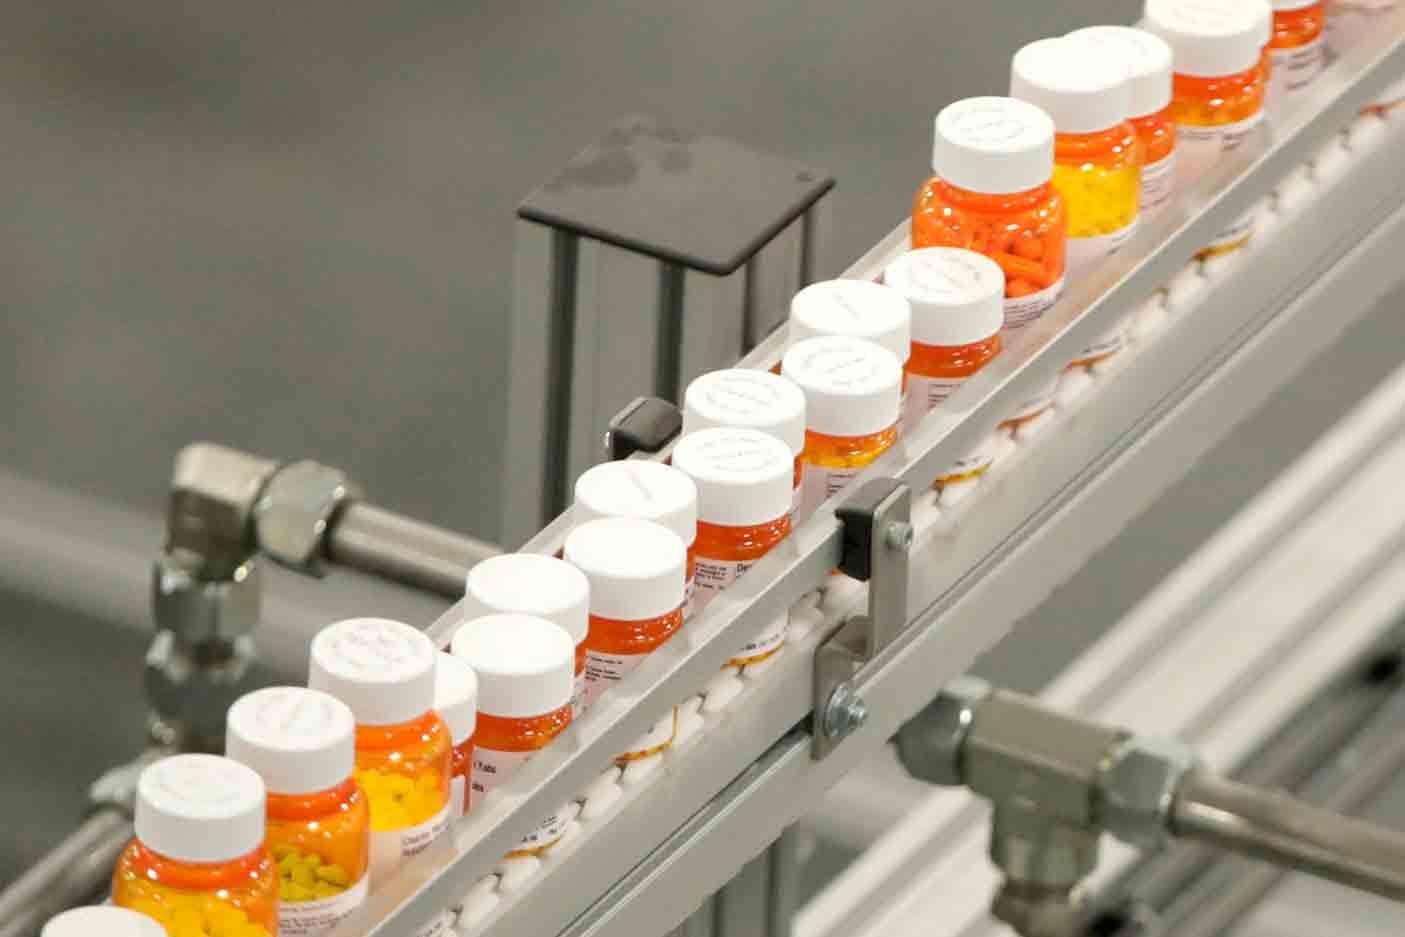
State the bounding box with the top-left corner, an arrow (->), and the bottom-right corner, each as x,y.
1144,0 -> 1269,257
113,755 -> 278,937
433,653 -> 478,821
463,553 -> 590,715
787,280 -> 912,410
564,517 -> 686,759
671,428 -> 794,665
1066,26 -> 1177,216
1266,0 -> 1327,115
1012,37 -> 1140,286
307,618 -> 451,888
682,369 -> 807,524
883,248 -> 1005,486
782,336 -> 903,520
450,613 -> 576,855
43,907 -> 166,937
913,96 -> 1066,334
226,687 -> 370,937
572,461 -> 698,620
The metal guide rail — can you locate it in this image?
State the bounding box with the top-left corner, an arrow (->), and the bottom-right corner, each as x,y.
327,24 -> 1405,937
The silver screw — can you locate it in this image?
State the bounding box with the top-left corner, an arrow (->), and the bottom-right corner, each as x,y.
885,521 -> 914,551
824,683 -> 870,739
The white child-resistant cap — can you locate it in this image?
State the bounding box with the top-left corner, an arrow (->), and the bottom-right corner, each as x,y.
564,517 -> 687,621
573,461 -> 698,548
451,614 -> 575,719
1010,37 -> 1133,134
788,280 -> 912,365
1065,26 -> 1174,119
883,249 -> 1005,348
1143,0 -> 1270,77
933,96 -> 1056,195
464,553 -> 591,645
135,754 -> 266,864
1271,0 -> 1316,11
682,369 -> 807,456
781,336 -> 903,438
308,617 -> 438,727
43,908 -> 167,937
226,687 -> 356,796
671,428 -> 794,528
434,652 -> 479,746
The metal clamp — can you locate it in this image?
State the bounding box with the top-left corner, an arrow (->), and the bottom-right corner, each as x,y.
812,478 -> 911,758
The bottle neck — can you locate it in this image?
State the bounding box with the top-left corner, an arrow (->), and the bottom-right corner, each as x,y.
475,706 -> 572,753
586,606 -> 685,655
127,838 -> 270,891
695,515 -> 791,561
266,777 -> 362,822
354,711 -> 445,751
932,178 -> 1056,214
1053,123 -> 1138,163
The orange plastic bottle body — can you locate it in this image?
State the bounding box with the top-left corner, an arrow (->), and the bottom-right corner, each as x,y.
1267,3 -> 1326,108
448,740 -> 474,819
691,517 -> 792,665
1053,124 -> 1143,277
912,180 -> 1067,331
1170,65 -> 1266,255
470,706 -> 573,856
800,427 -> 899,507
113,841 -> 278,937
265,779 -> 370,924
582,607 -> 686,752
352,712 -> 451,886
1130,107 -> 1178,213
907,336 -> 1005,485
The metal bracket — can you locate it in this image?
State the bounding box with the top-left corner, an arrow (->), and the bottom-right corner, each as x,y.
812,478 -> 911,758
604,396 -> 683,461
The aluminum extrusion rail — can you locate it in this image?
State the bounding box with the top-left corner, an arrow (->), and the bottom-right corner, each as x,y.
325,23 -> 1405,937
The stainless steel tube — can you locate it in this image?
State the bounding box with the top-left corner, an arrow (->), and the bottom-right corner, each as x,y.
0,810 -> 132,937
326,502 -> 499,598
1172,770 -> 1405,902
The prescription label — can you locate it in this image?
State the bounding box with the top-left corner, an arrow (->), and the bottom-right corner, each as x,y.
470,747 -> 572,855
449,776 -> 466,822
279,875 -> 369,937
799,464 -> 863,523
1140,152 -> 1177,215
1002,276 -> 1064,332
693,554 -> 789,663
1178,113 -> 1264,255
1267,35 -> 1325,115
581,648 -> 679,758
368,804 -> 450,886
1065,221 -> 1136,284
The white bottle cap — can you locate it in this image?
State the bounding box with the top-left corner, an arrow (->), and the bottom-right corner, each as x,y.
573,461 -> 698,548
1143,0 -> 1270,77
781,336 -> 903,438
671,428 -> 794,527
225,687 -> 356,796
1271,0 -> 1316,12
434,652 -> 479,746
1010,37 -> 1133,134
451,613 -> 575,719
134,754 -> 266,864
564,517 -> 686,620
464,553 -> 590,645
43,908 -> 167,937
1065,26 -> 1174,119
932,96 -> 1056,195
308,617 -> 437,727
682,369 -> 807,456
787,280 -> 911,365
883,249 -> 1005,348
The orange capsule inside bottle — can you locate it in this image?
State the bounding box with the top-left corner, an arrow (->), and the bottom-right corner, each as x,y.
113,755 -> 278,937
464,553 -> 592,714
226,686 -> 371,931
682,369 -> 808,526
452,612 -> 577,856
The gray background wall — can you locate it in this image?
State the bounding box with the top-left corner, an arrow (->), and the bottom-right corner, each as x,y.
7,0 -> 1405,912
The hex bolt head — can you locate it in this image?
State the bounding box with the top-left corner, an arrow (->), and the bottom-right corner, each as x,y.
823,683 -> 869,740
885,521 -> 915,551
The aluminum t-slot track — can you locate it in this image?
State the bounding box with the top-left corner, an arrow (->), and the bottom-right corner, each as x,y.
323,20 -> 1405,937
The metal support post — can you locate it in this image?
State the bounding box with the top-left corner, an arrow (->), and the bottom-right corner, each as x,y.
813,479 -> 911,758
